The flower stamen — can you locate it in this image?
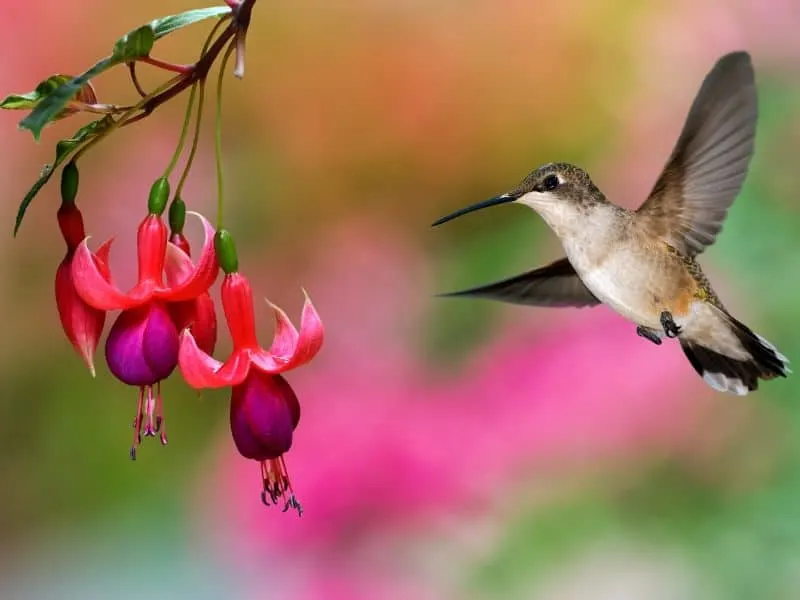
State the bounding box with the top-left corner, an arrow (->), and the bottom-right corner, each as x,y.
130,384 -> 169,458
130,387 -> 145,460
143,385 -> 157,438
260,457 -> 302,516
156,382 -> 168,445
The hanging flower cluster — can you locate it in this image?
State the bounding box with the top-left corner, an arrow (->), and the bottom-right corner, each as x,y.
3,0 -> 323,514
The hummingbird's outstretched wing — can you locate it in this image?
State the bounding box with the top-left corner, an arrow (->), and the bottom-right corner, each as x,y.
438,257 -> 600,307
637,51 -> 757,256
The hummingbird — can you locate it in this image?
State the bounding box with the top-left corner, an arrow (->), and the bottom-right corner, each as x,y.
432,51 -> 790,395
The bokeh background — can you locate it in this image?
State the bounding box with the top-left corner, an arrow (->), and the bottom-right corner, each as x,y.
1,1 -> 800,598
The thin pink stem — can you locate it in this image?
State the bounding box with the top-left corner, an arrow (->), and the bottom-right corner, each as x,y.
127,62 -> 147,98
138,56 -> 194,74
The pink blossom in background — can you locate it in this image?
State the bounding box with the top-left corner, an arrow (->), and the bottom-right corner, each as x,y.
191,219 -> 735,598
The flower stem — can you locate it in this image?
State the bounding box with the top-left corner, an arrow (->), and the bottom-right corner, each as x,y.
138,56 -> 194,74
68,102 -> 134,115
172,14 -> 229,202
68,4 -> 254,190
163,83 -> 198,180
203,14 -> 232,56
127,62 -> 148,98
174,80 -> 206,200
214,41 -> 236,229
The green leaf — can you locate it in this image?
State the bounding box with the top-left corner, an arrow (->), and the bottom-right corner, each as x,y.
19,59 -> 115,141
17,6 -> 231,140
1,75 -> 71,110
112,25 -> 155,61
1,75 -> 96,116
110,7 -> 234,67
15,116 -> 114,235
150,6 -> 232,40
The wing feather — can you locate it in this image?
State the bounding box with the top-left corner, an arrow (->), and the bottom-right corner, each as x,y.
438,257 -> 599,308
638,51 -> 757,256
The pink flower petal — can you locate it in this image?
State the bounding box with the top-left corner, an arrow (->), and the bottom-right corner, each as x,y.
93,238 -> 113,276
178,331 -> 252,389
264,300 -> 299,359
160,211 -> 219,302
164,242 -> 195,287
71,238 -> 137,311
55,256 -> 105,377
250,293 -> 324,373
297,291 -> 325,363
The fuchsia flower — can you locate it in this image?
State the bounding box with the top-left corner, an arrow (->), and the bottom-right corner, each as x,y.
55,199 -> 110,377
71,179 -> 219,458
179,266 -> 323,512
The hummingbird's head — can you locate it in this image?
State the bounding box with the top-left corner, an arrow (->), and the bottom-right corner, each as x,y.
432,162 -> 605,237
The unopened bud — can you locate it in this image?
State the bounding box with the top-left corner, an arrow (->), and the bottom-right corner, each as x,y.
148,177 -> 170,215
60,161 -> 79,204
168,196 -> 186,233
214,228 -> 239,274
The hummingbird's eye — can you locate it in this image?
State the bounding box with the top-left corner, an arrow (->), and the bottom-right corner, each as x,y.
542,175 -> 560,191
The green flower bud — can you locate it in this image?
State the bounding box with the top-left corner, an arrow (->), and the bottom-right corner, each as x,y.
60,161 -> 79,205
148,177 -> 170,215
168,196 -> 186,234
214,229 -> 239,274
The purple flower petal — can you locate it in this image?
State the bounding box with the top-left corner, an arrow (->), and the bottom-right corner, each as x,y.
142,302 -> 180,382
230,372 -> 299,461
105,303 -> 178,386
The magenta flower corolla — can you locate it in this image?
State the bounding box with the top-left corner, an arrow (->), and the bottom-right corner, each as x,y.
230,372 -> 302,511
230,373 -> 300,462
105,302 -> 179,386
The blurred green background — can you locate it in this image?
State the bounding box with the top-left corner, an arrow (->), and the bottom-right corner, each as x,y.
1,1 -> 799,598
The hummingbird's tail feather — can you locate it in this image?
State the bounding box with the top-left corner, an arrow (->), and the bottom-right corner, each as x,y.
680,312 -> 790,395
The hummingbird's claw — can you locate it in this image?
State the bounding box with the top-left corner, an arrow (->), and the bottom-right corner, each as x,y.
637,326 -> 663,345
660,311 -> 682,338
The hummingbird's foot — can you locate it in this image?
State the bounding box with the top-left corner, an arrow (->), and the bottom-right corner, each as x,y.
660,311 -> 682,338
637,326 -> 663,345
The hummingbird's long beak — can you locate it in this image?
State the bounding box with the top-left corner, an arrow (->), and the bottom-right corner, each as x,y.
432,193 -> 517,227
431,193 -> 518,227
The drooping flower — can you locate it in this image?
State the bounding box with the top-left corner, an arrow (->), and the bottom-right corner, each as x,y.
179,260 -> 323,512
54,163 -> 110,377
55,200 -> 110,377
71,179 -> 219,458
